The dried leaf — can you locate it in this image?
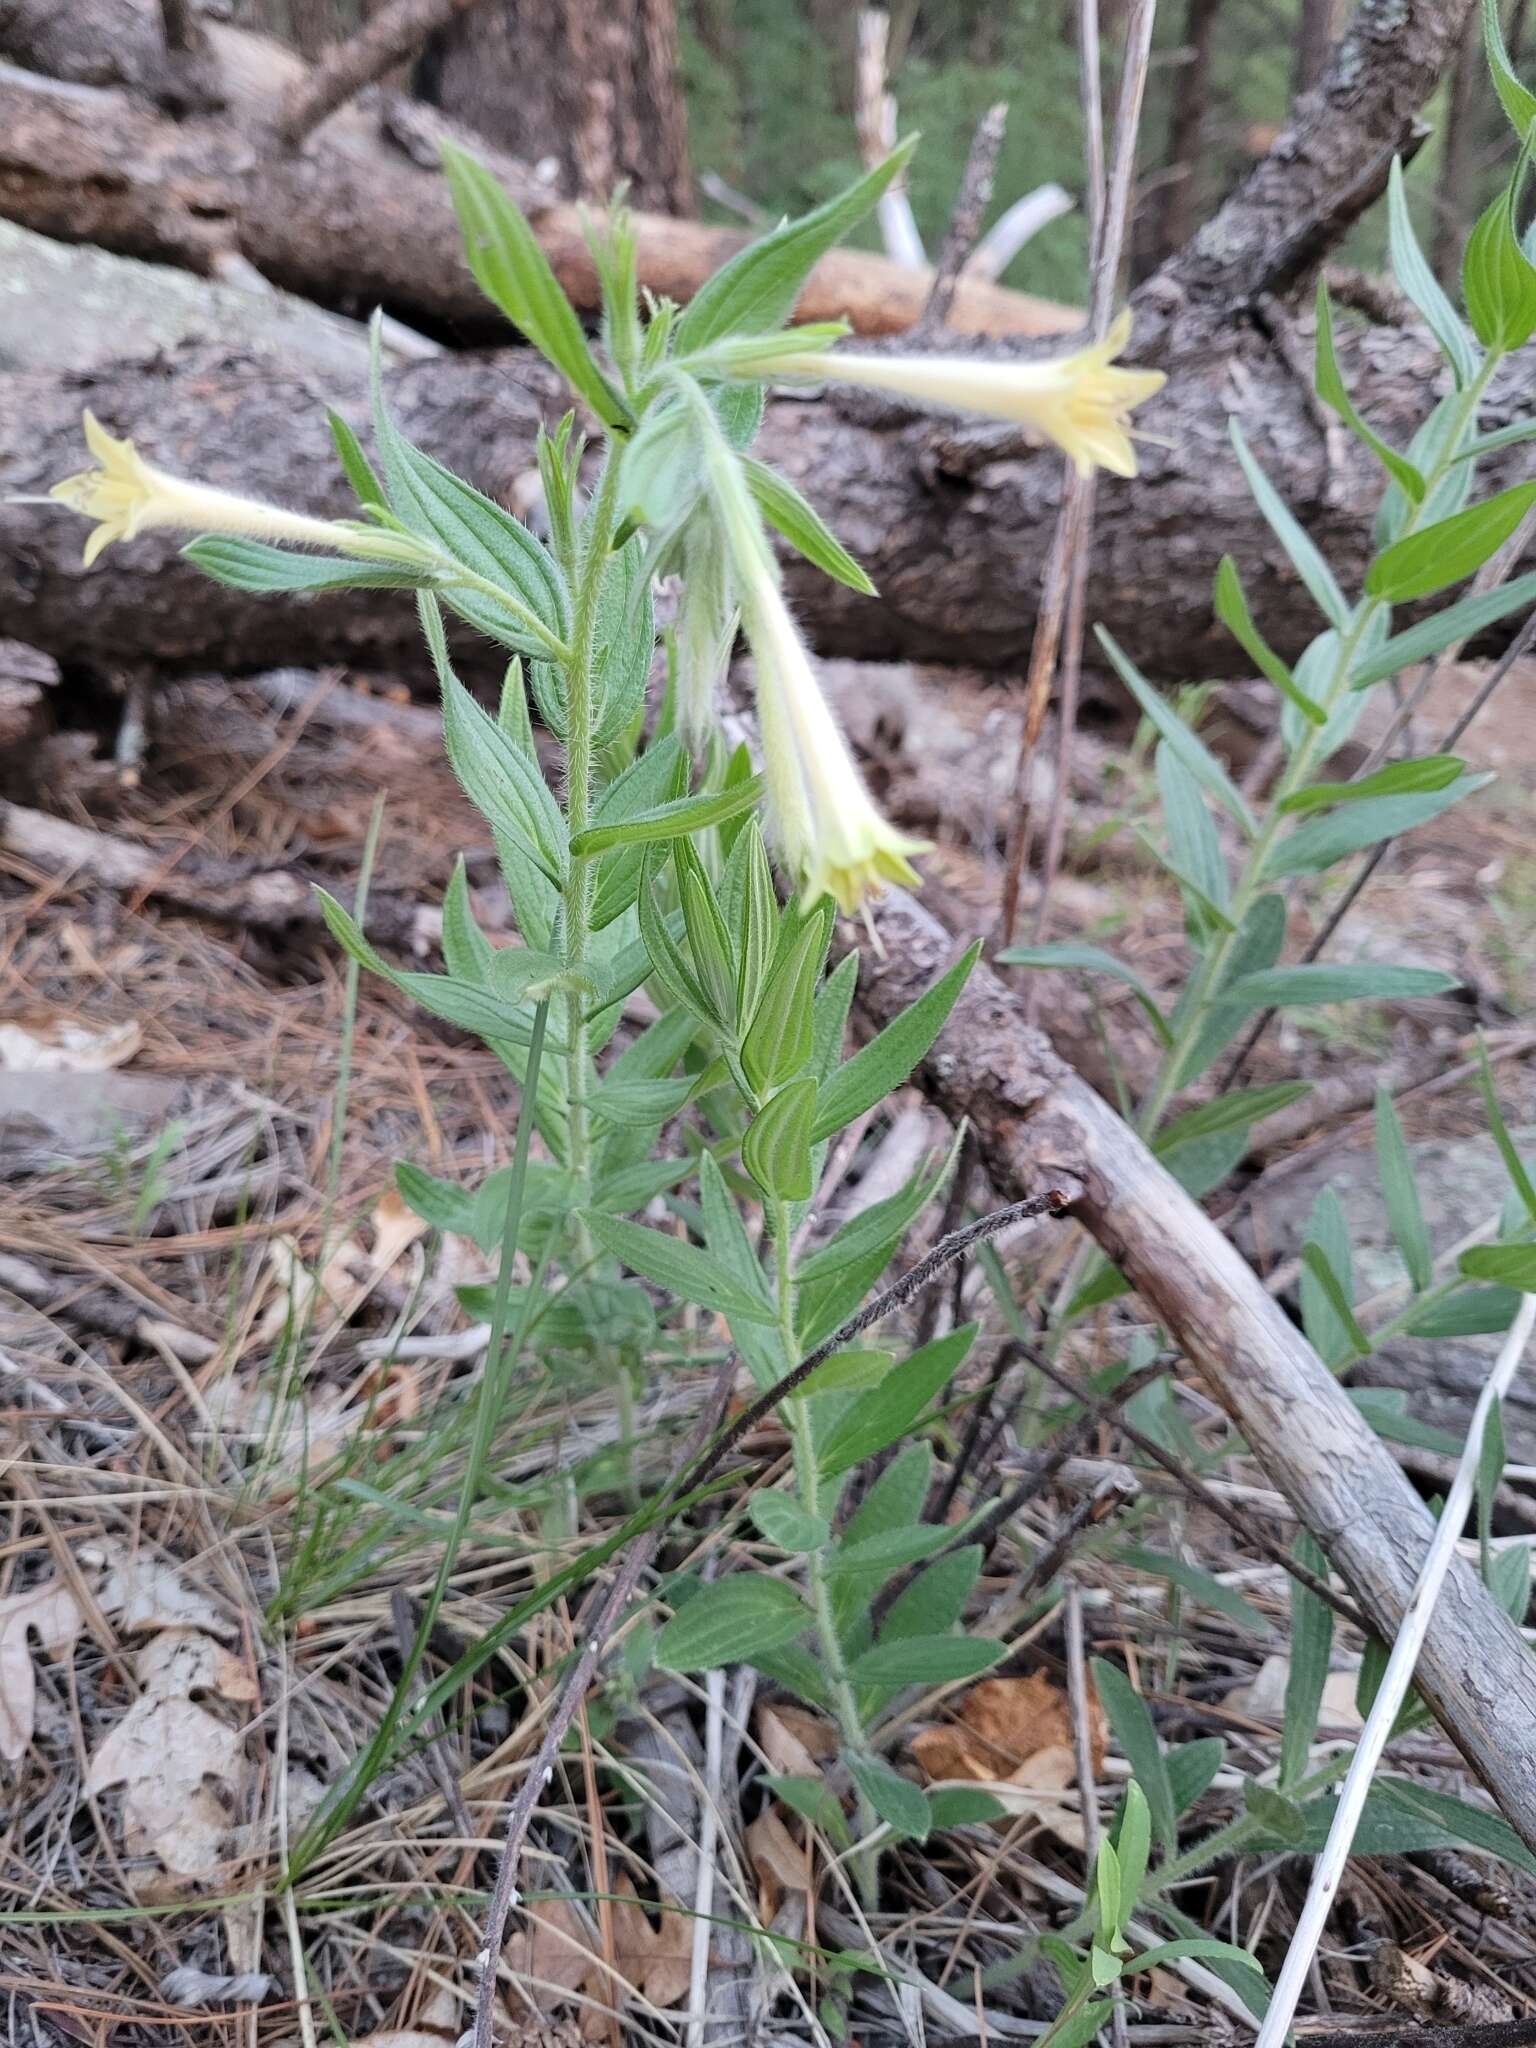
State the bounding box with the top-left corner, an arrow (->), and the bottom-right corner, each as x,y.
506,1897 -> 600,2004
89,1544 -> 234,1641
370,1187 -> 428,1273
0,1578 -> 83,1760
911,1672 -> 1101,1851
912,1671 -> 1101,1781
610,1878 -> 693,2009
0,1013 -> 142,1072
758,1701 -> 836,1778
86,1628 -> 254,1893
747,1806 -> 812,1919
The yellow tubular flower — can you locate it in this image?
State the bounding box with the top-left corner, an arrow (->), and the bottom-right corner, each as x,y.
742,572 -> 928,916
757,311 -> 1165,479
47,411 -> 372,566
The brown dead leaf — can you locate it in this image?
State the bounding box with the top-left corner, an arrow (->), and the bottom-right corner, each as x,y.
506,1897 -> 600,2005
369,1187 -> 428,1273
747,1806 -> 812,1920
0,1578 -> 83,1760
609,1878 -> 693,2009
911,1672 -> 1104,1850
86,1628 -> 254,1894
0,1013 -> 141,1072
758,1701 -> 836,1778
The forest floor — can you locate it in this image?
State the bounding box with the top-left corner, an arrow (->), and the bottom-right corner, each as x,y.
4,654 -> 1536,2048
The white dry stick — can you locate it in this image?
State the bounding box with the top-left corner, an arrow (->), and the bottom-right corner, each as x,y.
965,186 -> 1076,282
855,9 -> 926,267
685,1665 -> 726,2048
1256,1289 -> 1536,2048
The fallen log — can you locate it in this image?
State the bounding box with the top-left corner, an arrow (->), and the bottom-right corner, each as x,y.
0,15 -> 1075,344
3,250 -> 1533,683
849,886 -> 1536,1855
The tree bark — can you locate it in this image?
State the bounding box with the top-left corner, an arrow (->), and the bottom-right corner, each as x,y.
846,888 -> 1536,1855
5,250 -> 1531,684
1292,0 -> 1340,96
415,0 -> 692,215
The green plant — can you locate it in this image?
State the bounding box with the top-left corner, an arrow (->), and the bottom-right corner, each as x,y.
27,13 -> 1536,2025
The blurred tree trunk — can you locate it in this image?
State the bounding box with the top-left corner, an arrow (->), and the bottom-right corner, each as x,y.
1153,0 -> 1222,262
1434,2 -> 1487,280
1293,0 -> 1341,92
415,0 -> 692,214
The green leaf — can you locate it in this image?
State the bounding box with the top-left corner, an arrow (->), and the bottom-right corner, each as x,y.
183,537 -> 430,595
1097,630 -> 1256,835
1301,1201 -> 1367,1365
327,408 -> 387,508
1172,891 -> 1287,1088
1376,1088 -> 1432,1294
1279,1529 -> 1334,1791
1115,1783 -> 1152,1919
1041,2004 -> 1117,2048
1095,1836 -> 1123,1944
743,913 -> 823,1095
848,1635 -> 1005,1688
1400,1285 -> 1522,1337
1265,772 -> 1488,877
675,138 -> 920,354
843,1441 -> 932,1550
372,354 -> 571,658
1368,486 -> 1536,602
1464,183 -> 1536,351
1216,962 -> 1458,1011
1350,569 -> 1536,689
750,1493 -> 831,1552
1125,1939 -> 1266,1980
655,1576 -> 810,1671
1313,282 -> 1426,499
764,1773 -> 850,1844
1092,1661 -> 1176,1853
1228,421 -> 1351,630
927,1786 -> 1008,1828
1118,1547 -> 1267,1632
818,1324 -> 977,1476
1477,1038 -> 1536,1224
677,842 -> 738,1028
880,1548 -> 983,1645
1478,1394 -> 1506,1575
743,455 -> 876,594
1213,554 -> 1328,723
1460,1242 -> 1536,1290
743,1076 -> 818,1201
440,141 -> 627,428
588,1073 -> 698,1128
585,1211 -> 779,1323
1157,740 -> 1230,918
571,773 -> 764,856
1487,0 -> 1536,139
1167,1737 -> 1226,1816
1388,157 -> 1480,387
1153,1083 -> 1309,1154
846,1750 -> 931,1840
394,1159 -> 477,1238
812,944 -> 979,1142
436,654 -> 567,887
1280,755 -> 1467,812
316,889 -> 547,1044
999,942 -> 1172,1047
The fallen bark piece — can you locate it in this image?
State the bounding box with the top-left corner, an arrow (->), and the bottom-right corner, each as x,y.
848,886 -> 1536,1853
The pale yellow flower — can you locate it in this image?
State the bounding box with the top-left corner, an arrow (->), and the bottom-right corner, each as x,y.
752,311 -> 1166,479
742,572 -> 928,915
47,411 -> 376,566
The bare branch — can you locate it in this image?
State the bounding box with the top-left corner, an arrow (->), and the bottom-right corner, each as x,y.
279,0 -> 489,148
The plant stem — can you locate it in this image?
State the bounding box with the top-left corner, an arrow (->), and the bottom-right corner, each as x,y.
773,1199 -> 880,1905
